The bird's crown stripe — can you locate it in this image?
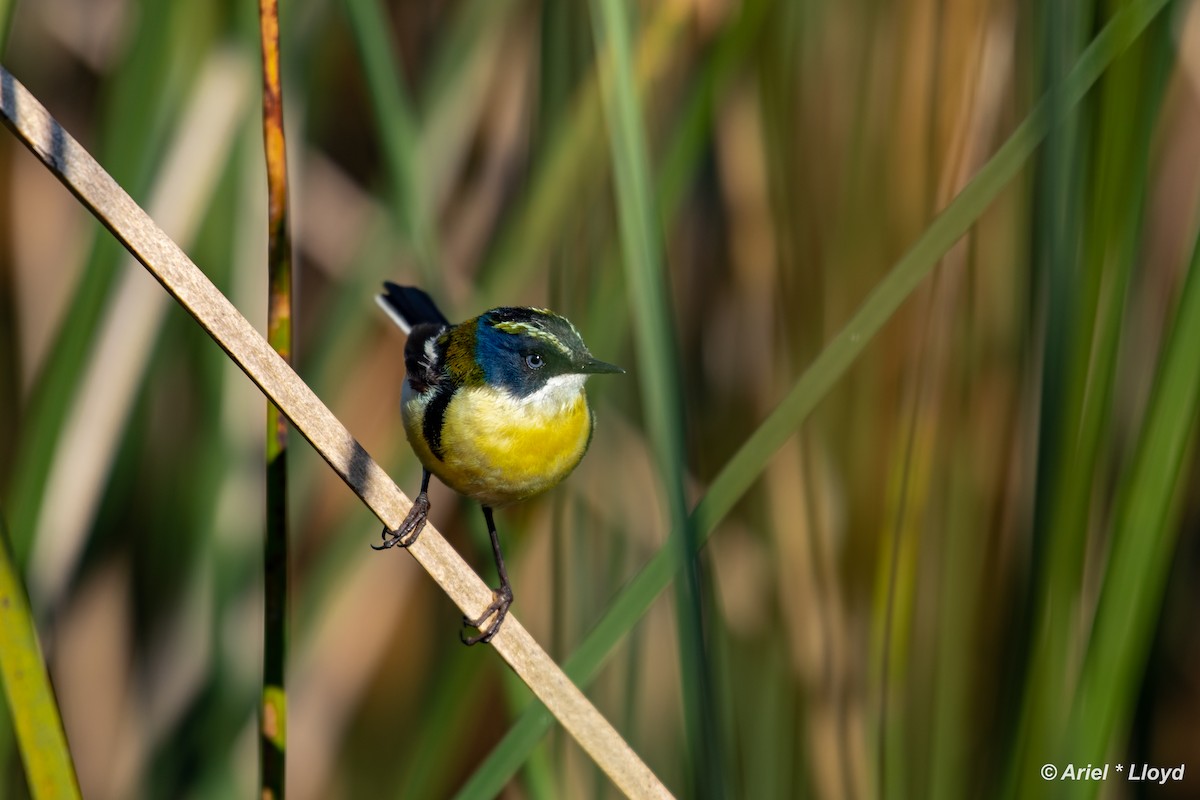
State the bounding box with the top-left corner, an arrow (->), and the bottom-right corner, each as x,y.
493,320 -> 574,356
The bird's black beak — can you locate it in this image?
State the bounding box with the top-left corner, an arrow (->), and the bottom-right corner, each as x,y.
580,356 -> 625,375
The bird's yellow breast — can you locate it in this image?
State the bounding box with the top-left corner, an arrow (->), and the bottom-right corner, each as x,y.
403,380 -> 593,507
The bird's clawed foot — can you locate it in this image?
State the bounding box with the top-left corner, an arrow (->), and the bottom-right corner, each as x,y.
372,492 -> 430,550
460,584 -> 513,646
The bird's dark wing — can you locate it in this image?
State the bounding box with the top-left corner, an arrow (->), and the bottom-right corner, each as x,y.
403,322 -> 447,394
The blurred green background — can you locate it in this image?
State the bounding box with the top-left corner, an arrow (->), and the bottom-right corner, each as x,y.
2,0 -> 1200,798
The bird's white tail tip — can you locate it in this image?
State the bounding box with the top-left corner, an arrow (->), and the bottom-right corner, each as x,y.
375,293 -> 413,335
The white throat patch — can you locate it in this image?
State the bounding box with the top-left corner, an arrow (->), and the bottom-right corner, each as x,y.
516,373 -> 588,412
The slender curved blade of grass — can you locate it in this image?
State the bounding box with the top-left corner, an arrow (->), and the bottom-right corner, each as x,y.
454,1 -> 1172,794
1063,222 -> 1200,800
590,0 -> 724,797
342,0 -> 440,291
0,514 -> 80,800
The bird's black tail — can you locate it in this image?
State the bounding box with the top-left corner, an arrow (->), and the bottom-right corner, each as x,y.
376,282 -> 451,333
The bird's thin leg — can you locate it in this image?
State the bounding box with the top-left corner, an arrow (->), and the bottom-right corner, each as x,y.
373,470 -> 431,550
461,506 -> 513,645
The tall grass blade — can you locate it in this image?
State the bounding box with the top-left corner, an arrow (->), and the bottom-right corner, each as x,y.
1064,221 -> 1200,798
1003,5 -> 1093,791
589,1 -> 725,796
0,512 -> 80,799
1006,10 -> 1172,795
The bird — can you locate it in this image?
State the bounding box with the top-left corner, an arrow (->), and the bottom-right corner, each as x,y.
374,282 -> 624,644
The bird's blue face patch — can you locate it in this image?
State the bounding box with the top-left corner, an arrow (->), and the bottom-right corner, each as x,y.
474,309 -> 587,397
475,316 -> 528,394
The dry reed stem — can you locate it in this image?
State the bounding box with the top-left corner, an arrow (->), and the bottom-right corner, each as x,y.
258,1 -> 293,798
0,65 -> 672,800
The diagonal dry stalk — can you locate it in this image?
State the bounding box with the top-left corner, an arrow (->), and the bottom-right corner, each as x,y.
0,65 -> 673,800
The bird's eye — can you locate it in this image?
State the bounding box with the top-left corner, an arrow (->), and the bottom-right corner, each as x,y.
525,353 -> 545,370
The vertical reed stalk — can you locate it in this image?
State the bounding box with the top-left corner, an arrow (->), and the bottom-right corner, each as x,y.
258,1 -> 292,797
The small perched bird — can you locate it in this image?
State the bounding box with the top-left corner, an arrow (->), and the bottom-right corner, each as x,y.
374,282 -> 624,644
